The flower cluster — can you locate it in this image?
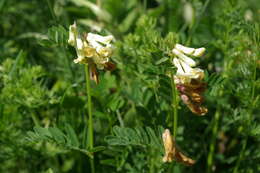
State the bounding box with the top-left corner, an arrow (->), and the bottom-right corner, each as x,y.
68,22 -> 115,83
172,44 -> 208,115
162,129 -> 195,166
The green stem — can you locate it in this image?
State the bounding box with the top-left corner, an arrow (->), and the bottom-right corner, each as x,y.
187,0 -> 211,44
31,113 -> 40,126
149,148 -> 155,173
170,71 -> 179,138
96,0 -> 101,7
233,136 -> 247,173
116,110 -> 125,127
207,109 -> 220,173
45,0 -> 57,22
251,57 -> 257,101
85,64 -> 95,173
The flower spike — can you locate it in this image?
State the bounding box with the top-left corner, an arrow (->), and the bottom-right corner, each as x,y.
171,43 -> 207,115
67,22 -> 116,83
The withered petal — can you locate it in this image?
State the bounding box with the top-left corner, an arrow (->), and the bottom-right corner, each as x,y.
104,62 -> 116,71
175,149 -> 196,166
162,129 -> 196,166
186,103 -> 208,116
89,64 -> 99,84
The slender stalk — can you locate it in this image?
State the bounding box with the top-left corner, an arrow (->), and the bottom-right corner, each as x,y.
170,70 -> 179,138
143,0 -> 147,13
45,0 -> 57,22
233,135 -> 247,173
187,0 -> 211,44
96,0 -> 101,7
31,112 -> 40,127
0,105 -> 3,119
84,64 -> 95,173
207,109 -> 220,173
116,110 -> 125,127
149,148 -> 155,173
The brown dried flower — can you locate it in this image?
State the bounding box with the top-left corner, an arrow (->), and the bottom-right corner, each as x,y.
176,79 -> 208,115
162,129 -> 196,166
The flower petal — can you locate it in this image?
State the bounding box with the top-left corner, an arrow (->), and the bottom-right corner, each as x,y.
175,44 -> 195,55
172,48 -> 196,67
192,48 -> 206,57
68,22 -> 77,46
87,33 -> 113,46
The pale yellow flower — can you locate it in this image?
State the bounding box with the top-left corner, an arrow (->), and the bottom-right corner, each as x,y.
175,44 -> 206,57
172,43 -> 206,84
68,22 -> 114,69
171,43 -> 208,116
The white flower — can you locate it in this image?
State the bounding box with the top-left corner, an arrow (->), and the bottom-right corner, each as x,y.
172,48 -> 196,67
87,33 -> 114,56
183,2 -> 194,25
174,44 -> 205,57
173,58 -> 204,84
68,23 -> 87,63
67,22 -> 114,69
87,33 -> 113,46
68,23 -> 77,46
172,43 -> 206,84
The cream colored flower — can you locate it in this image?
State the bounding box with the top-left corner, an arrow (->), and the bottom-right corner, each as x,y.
68,23 -> 77,46
87,33 -> 114,47
67,22 -> 114,69
174,44 -> 206,57
172,48 -> 196,67
172,43 -> 206,84
171,43 -> 208,115
87,33 -> 114,59
173,58 -> 204,84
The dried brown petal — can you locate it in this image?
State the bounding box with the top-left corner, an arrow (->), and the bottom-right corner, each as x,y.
186,103 -> 208,116
89,63 -> 99,84
176,79 -> 207,115
174,150 -> 196,166
190,92 -> 204,103
162,129 -> 196,166
104,62 -> 116,71
162,129 -> 174,162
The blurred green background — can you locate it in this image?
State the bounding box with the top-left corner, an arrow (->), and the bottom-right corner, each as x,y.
0,0 -> 260,172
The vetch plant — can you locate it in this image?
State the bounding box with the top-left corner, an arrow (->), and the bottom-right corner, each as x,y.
1,0 -> 260,172
68,22 -> 116,173
68,22 -> 116,83
171,43 -> 208,116
164,43 -> 208,168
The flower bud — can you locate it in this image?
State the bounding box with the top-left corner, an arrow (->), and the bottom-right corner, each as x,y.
68,22 -> 77,46
193,48 -> 206,57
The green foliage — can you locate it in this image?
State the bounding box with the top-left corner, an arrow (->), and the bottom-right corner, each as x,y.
26,125 -> 94,158
38,25 -> 68,47
1,57 -> 49,108
105,126 -> 164,151
103,126 -> 165,172
0,0 -> 260,172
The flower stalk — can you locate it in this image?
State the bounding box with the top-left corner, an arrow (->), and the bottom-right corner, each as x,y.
207,109 -> 220,173
170,70 -> 179,138
85,64 -> 95,173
